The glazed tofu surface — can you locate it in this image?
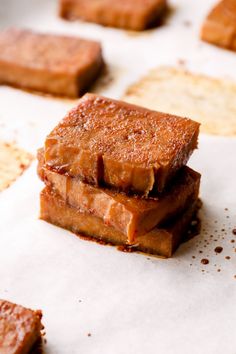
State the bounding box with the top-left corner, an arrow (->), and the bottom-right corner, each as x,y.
45,94 -> 200,195
0,28 -> 103,97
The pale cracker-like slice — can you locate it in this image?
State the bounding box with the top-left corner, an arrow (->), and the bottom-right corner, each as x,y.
123,66 -> 236,136
0,141 -> 33,192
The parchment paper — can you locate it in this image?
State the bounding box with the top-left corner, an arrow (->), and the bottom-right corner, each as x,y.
0,1 -> 236,353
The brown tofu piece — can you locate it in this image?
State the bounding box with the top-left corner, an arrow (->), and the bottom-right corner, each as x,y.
45,94 -> 200,196
38,148 -> 200,243
59,0 -> 167,31
0,28 -> 104,97
40,186 -> 198,258
0,299 -> 43,354
201,0 -> 236,50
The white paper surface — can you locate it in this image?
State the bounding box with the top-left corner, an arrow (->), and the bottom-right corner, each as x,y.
0,1 -> 236,353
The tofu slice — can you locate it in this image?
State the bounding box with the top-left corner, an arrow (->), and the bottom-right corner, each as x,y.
38,148 -> 200,243
40,186 -> 199,258
44,94 -> 200,196
0,28 -> 104,97
59,0 -> 167,31
0,299 -> 43,354
201,0 -> 236,50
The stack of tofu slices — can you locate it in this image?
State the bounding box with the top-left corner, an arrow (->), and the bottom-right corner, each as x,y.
38,94 -> 201,258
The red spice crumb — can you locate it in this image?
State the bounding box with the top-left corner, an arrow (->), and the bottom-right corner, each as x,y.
87,333 -> 91,337
199,250 -> 203,254
231,240 -> 235,243
225,256 -> 231,260
192,256 -> 196,259
214,246 -> 223,254
201,258 -> 209,265
232,229 -> 236,235
19,163 -> 26,169
217,269 -> 221,272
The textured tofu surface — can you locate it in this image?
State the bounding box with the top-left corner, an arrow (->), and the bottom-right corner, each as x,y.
201,0 -> 236,50
45,94 -> 200,195
0,28 -> 103,97
38,148 -> 200,242
59,0 -> 167,30
40,187 -> 198,257
0,299 -> 43,354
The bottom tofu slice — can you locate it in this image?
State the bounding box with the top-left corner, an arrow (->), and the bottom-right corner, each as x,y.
0,299 -> 43,354
40,187 -> 199,258
38,148 -> 200,242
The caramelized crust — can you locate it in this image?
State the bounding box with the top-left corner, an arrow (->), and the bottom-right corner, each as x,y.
201,0 -> 236,50
0,300 -> 43,354
40,187 -> 198,258
38,148 -> 200,242
59,0 -> 167,31
0,28 -> 103,97
45,94 -> 200,195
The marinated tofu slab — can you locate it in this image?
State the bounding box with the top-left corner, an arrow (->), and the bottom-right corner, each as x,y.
0,300 -> 43,354
59,0 -> 167,31
40,187 -> 198,258
0,28 -> 104,97
38,148 -> 200,243
201,0 -> 236,51
45,94 -> 200,195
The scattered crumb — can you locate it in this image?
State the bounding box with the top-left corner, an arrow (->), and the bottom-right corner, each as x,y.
87,333 -> 91,337
214,246 -> 223,254
201,259 -> 209,265
177,59 -> 186,67
183,20 -> 192,27
225,256 -> 231,260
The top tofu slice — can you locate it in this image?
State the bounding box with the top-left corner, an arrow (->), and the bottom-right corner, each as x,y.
59,0 -> 167,31
0,299 -> 43,354
201,0 -> 236,50
0,28 -> 104,97
45,94 -> 200,196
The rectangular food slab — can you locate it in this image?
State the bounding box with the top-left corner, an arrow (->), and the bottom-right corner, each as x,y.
38,149 -> 200,242
0,28 -> 104,97
44,94 -> 200,196
40,187 -> 198,258
59,0 -> 167,31
0,299 -> 43,354
201,0 -> 236,50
